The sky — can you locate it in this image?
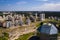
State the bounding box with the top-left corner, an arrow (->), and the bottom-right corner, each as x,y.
0,0 -> 60,11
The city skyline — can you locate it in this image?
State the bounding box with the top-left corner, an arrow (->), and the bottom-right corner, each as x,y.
0,0 -> 60,11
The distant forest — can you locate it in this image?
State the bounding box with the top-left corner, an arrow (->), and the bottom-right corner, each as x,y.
0,11 -> 60,18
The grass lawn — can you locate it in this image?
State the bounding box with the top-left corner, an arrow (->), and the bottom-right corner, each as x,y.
15,22 -> 40,40
15,32 -> 35,40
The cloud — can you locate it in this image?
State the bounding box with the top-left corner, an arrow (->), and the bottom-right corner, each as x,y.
34,0 -> 48,1
16,1 -> 27,5
2,3 -> 60,11
1,2 -> 60,11
26,3 -> 60,11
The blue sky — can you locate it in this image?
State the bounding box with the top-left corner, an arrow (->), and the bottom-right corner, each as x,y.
0,0 -> 60,11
